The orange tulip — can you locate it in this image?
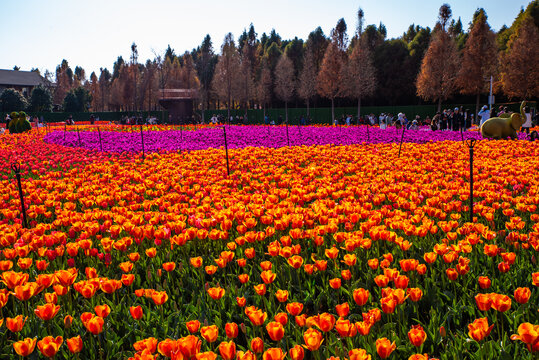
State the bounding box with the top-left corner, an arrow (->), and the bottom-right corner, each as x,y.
250,337 -> 264,353
66,335 -> 83,354
1,271 -> 29,289
510,322 -> 539,351
95,304 -> 111,318
178,335 -> 202,359
289,345 -> 304,360
407,288 -> 423,302
376,338 -> 396,359
200,325 -> 219,343
238,274 -> 250,284
266,321 -> 285,341
335,318 -> 357,337
14,282 -> 39,301
246,306 -> 267,326
145,248 -> 157,258
478,276 -> 491,289
262,348 -> 286,360
225,322 -> 238,338
380,296 -> 397,314
64,315 -> 73,329
348,348 -> 371,360
162,262 -> 176,272
158,339 -> 180,357
408,325 -> 427,347
55,269 -> 77,286
374,275 -> 390,287
84,315 -> 105,335
353,288 -> 369,306
237,350 -> 256,360
207,287 -> 225,300
151,290 -> 168,305
491,294 -> 511,312
236,297 -> 246,307
13,338 -> 37,357
336,302 -> 350,317
260,270 -> 276,284
6,315 -> 27,333
218,341 -> 236,360
475,293 -> 492,311
355,321 -> 372,336
286,302 -> 303,316
275,289 -> 288,302
514,287 -> 531,304
130,306 -> 144,320
190,257 -> 203,268
468,318 -> 493,342
329,278 -> 341,289
303,328 -> 323,351
134,337 -> 158,353
408,355 -> 429,360
37,336 -> 63,358
34,304 -> 60,321
254,284 -> 266,296
318,313 -> 336,332
187,320 -> 201,333
446,268 -> 458,281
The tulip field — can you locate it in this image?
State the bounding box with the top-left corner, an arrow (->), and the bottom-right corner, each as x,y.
0,124 -> 538,360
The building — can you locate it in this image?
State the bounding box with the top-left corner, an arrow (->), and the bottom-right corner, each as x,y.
0,69 -> 46,97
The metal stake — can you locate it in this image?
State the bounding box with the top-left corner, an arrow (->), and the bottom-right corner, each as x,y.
398,125 -> 406,158
76,126 -> 82,147
466,139 -> 477,222
140,125 -> 145,160
98,126 -> 103,152
286,122 -> 290,147
223,126 -> 230,176
11,163 -> 28,228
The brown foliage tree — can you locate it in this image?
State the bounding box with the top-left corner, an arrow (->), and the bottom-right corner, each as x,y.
500,16 -> 539,99
237,46 -> 255,118
298,45 -> 318,116
212,33 -> 241,119
456,9 -> 497,117
317,41 -> 345,123
416,23 -> 460,111
256,60 -> 272,118
341,36 -> 376,118
274,54 -> 296,123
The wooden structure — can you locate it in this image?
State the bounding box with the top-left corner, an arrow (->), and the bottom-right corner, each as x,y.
158,89 -> 197,124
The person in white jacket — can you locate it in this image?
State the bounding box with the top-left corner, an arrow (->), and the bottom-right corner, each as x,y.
478,105 -> 491,126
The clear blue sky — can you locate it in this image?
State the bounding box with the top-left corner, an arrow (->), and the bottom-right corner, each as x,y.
0,0 -> 530,77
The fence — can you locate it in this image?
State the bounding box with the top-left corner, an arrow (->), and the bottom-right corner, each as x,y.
22,111 -> 169,123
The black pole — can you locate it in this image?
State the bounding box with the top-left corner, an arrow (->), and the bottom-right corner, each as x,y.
460,126 -> 464,144
367,121 -> 370,142
466,139 -> 477,222
64,123 -> 67,141
10,163 -> 28,228
398,125 -> 406,158
286,123 -> 290,147
76,126 -> 81,147
98,126 -> 103,152
223,126 -> 230,176
140,125 -> 145,160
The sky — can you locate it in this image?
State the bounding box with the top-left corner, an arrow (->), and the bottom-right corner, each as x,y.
0,0 -> 531,77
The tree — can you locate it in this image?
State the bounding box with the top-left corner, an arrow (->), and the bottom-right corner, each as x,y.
416,4 -> 460,111
237,46 -> 255,118
74,66 -> 86,87
194,35 -> 218,121
63,86 -> 92,112
256,59 -> 273,118
306,27 -> 329,72
284,37 -> 304,79
500,16 -> 539,99
54,59 -> 73,105
341,35 -> 376,117
317,20 -> 347,123
29,85 -> 53,112
274,54 -> 296,123
212,33 -> 241,119
0,89 -> 28,112
131,43 -> 139,111
456,9 -> 497,117
298,45 -> 317,116
98,68 -> 112,111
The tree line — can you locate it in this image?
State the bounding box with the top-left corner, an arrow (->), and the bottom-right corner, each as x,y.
2,2 -> 538,119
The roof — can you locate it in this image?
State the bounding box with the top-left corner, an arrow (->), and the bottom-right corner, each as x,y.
0,69 -> 44,87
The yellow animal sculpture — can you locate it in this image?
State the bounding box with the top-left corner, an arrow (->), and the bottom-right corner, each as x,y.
481,101 -> 526,139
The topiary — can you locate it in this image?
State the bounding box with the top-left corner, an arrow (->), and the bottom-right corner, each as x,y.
8,111 -> 32,134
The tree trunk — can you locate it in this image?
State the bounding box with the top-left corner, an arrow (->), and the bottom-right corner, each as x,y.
357,97 -> 361,119
331,98 -> 335,125
306,99 -> 310,117
437,97 -> 442,113
227,96 -> 231,123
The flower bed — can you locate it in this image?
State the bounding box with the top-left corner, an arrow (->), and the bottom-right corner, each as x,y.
0,130 -> 538,359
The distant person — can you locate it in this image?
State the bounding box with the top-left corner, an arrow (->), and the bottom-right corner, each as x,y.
478,105 -> 490,126
522,106 -> 532,134
90,114 -> 95,124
